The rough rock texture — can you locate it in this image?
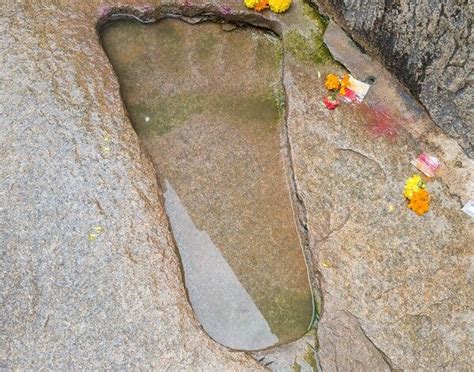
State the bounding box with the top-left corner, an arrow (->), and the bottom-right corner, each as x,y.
101,19 -> 313,350
315,0 -> 473,158
1,0 -> 473,370
253,331 -> 320,371
306,21 -> 473,371
0,2 -> 261,369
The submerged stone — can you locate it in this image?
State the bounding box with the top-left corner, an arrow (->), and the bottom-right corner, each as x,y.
101,19 -> 314,350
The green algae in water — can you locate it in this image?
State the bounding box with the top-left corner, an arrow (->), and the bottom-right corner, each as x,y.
285,1 -> 332,65
285,29 -> 332,65
129,91 -> 281,137
303,345 -> 318,371
101,18 -> 314,351
301,0 -> 329,31
292,362 -> 302,372
195,31 -> 218,59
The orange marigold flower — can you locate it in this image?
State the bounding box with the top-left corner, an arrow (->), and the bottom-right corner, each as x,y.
254,0 -> 269,11
339,74 -> 351,95
325,74 -> 340,91
407,189 -> 430,216
341,74 -> 350,88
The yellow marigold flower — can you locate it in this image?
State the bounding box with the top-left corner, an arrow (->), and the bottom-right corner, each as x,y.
408,189 -> 430,215
325,74 -> 340,91
268,0 -> 292,13
244,0 -> 259,9
404,174 -> 426,200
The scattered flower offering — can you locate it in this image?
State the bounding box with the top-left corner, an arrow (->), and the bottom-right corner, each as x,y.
325,73 -> 341,90
408,189 -> 430,216
322,96 -> 340,110
322,73 -> 371,110
342,75 -> 371,103
255,0 -> 269,11
244,0 -> 259,9
88,225 -> 104,241
411,153 -> 441,177
269,0 -> 291,12
461,201 -> 474,218
404,174 -> 425,199
404,175 -> 430,216
244,0 -> 291,13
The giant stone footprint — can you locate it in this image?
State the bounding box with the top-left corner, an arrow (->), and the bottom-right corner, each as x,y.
101,18 -> 314,350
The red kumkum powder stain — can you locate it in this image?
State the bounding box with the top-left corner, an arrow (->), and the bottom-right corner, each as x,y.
359,104 -> 401,141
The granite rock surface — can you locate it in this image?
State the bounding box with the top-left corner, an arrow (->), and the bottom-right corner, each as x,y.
315,0 -> 473,158
1,0 -> 472,370
0,2 -> 261,369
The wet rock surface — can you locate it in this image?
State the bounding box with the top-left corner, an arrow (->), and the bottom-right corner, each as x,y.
100,18 -> 314,350
315,0 -> 473,157
1,0 -> 472,370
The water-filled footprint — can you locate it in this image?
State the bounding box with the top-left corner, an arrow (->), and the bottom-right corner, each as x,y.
101,18 -> 314,350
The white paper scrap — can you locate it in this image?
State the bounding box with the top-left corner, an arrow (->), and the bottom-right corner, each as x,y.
349,75 -> 371,101
461,200 -> 474,218
340,75 -> 371,103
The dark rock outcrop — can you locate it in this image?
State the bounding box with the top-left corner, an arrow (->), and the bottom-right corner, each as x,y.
315,0 -> 473,157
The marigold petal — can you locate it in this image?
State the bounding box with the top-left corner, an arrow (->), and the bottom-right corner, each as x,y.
325,74 -> 340,91
254,0 -> 269,10
244,0 -> 259,9
404,174 -> 426,200
341,74 -> 350,87
268,0 -> 291,12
